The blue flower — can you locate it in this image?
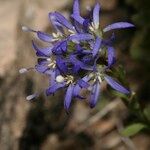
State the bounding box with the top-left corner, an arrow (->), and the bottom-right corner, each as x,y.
20,0 -> 134,110
46,74 -> 90,111
88,72 -> 130,108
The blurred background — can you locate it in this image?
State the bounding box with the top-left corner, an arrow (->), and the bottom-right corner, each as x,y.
0,0 -> 150,149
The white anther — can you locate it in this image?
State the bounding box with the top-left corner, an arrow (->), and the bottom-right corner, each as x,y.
56,75 -> 65,83
22,26 -> 30,32
52,32 -> 58,38
47,58 -> 52,62
98,76 -> 102,83
26,93 -> 37,101
21,26 -> 35,32
48,63 -> 56,69
68,29 -> 76,35
89,25 -> 94,32
19,68 -> 28,74
52,32 -> 62,38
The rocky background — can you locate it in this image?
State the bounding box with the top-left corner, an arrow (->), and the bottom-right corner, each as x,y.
0,0 -> 150,150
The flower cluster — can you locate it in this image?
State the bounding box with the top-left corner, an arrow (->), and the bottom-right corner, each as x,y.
20,0 -> 134,111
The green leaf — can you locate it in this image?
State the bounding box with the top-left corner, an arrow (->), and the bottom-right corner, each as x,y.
121,123 -> 146,137
144,106 -> 150,121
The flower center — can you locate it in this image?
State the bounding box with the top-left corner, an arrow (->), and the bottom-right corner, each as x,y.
47,58 -> 56,69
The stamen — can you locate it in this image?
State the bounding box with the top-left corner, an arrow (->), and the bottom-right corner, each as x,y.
19,68 -> 28,74
89,25 -> 95,32
19,67 -> 34,74
56,75 -> 65,83
98,76 -> 102,83
26,93 -> 38,101
68,29 -> 76,35
21,26 -> 36,33
47,58 -> 52,62
65,75 -> 74,85
52,32 -> 62,38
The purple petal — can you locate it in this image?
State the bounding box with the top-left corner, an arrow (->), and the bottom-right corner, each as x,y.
80,63 -> 94,71
83,19 -> 91,32
76,44 -> 83,53
77,79 -> 89,88
49,70 -> 56,85
37,31 -> 53,42
32,41 -> 52,57
73,84 -> 85,99
69,33 -> 94,42
64,84 -> 74,111
35,64 -> 48,73
72,64 -> 81,74
70,55 -> 93,71
71,14 -> 85,25
81,55 -> 93,64
93,37 -> 102,57
49,13 -> 64,33
107,46 -> 116,67
52,40 -> 67,54
73,20 -> 83,33
73,84 -> 80,96
56,57 -> 68,73
72,0 -> 84,24
46,82 -> 65,96
93,3 -> 100,29
104,75 -> 130,94
53,12 -> 74,30
103,22 -> 134,32
82,75 -> 91,82
90,81 -> 100,108
73,0 -> 80,16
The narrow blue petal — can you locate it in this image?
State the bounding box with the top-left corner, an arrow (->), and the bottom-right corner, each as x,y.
52,40 -> 67,54
83,19 -> 90,32
53,12 -> 74,30
49,12 -> 64,33
70,55 -> 93,71
64,84 -> 74,111
37,31 -> 53,42
93,37 -> 102,57
49,70 -> 56,85
82,75 -> 91,82
71,14 -> 85,25
73,0 -> 80,16
74,20 -> 83,33
72,0 -> 84,25
80,63 -> 94,71
93,3 -> 100,29
56,57 -> 68,73
77,79 -> 89,88
90,81 -> 100,108
69,33 -> 94,42
46,82 -> 65,96
103,22 -> 134,32
73,84 -> 80,97
32,41 -> 52,57
81,55 -> 93,64
72,64 -> 81,74
73,84 -> 85,99
76,44 -> 83,53
35,64 -> 48,73
104,75 -> 130,94
107,46 -> 115,67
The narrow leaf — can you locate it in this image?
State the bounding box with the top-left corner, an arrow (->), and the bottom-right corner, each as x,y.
121,123 -> 147,137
